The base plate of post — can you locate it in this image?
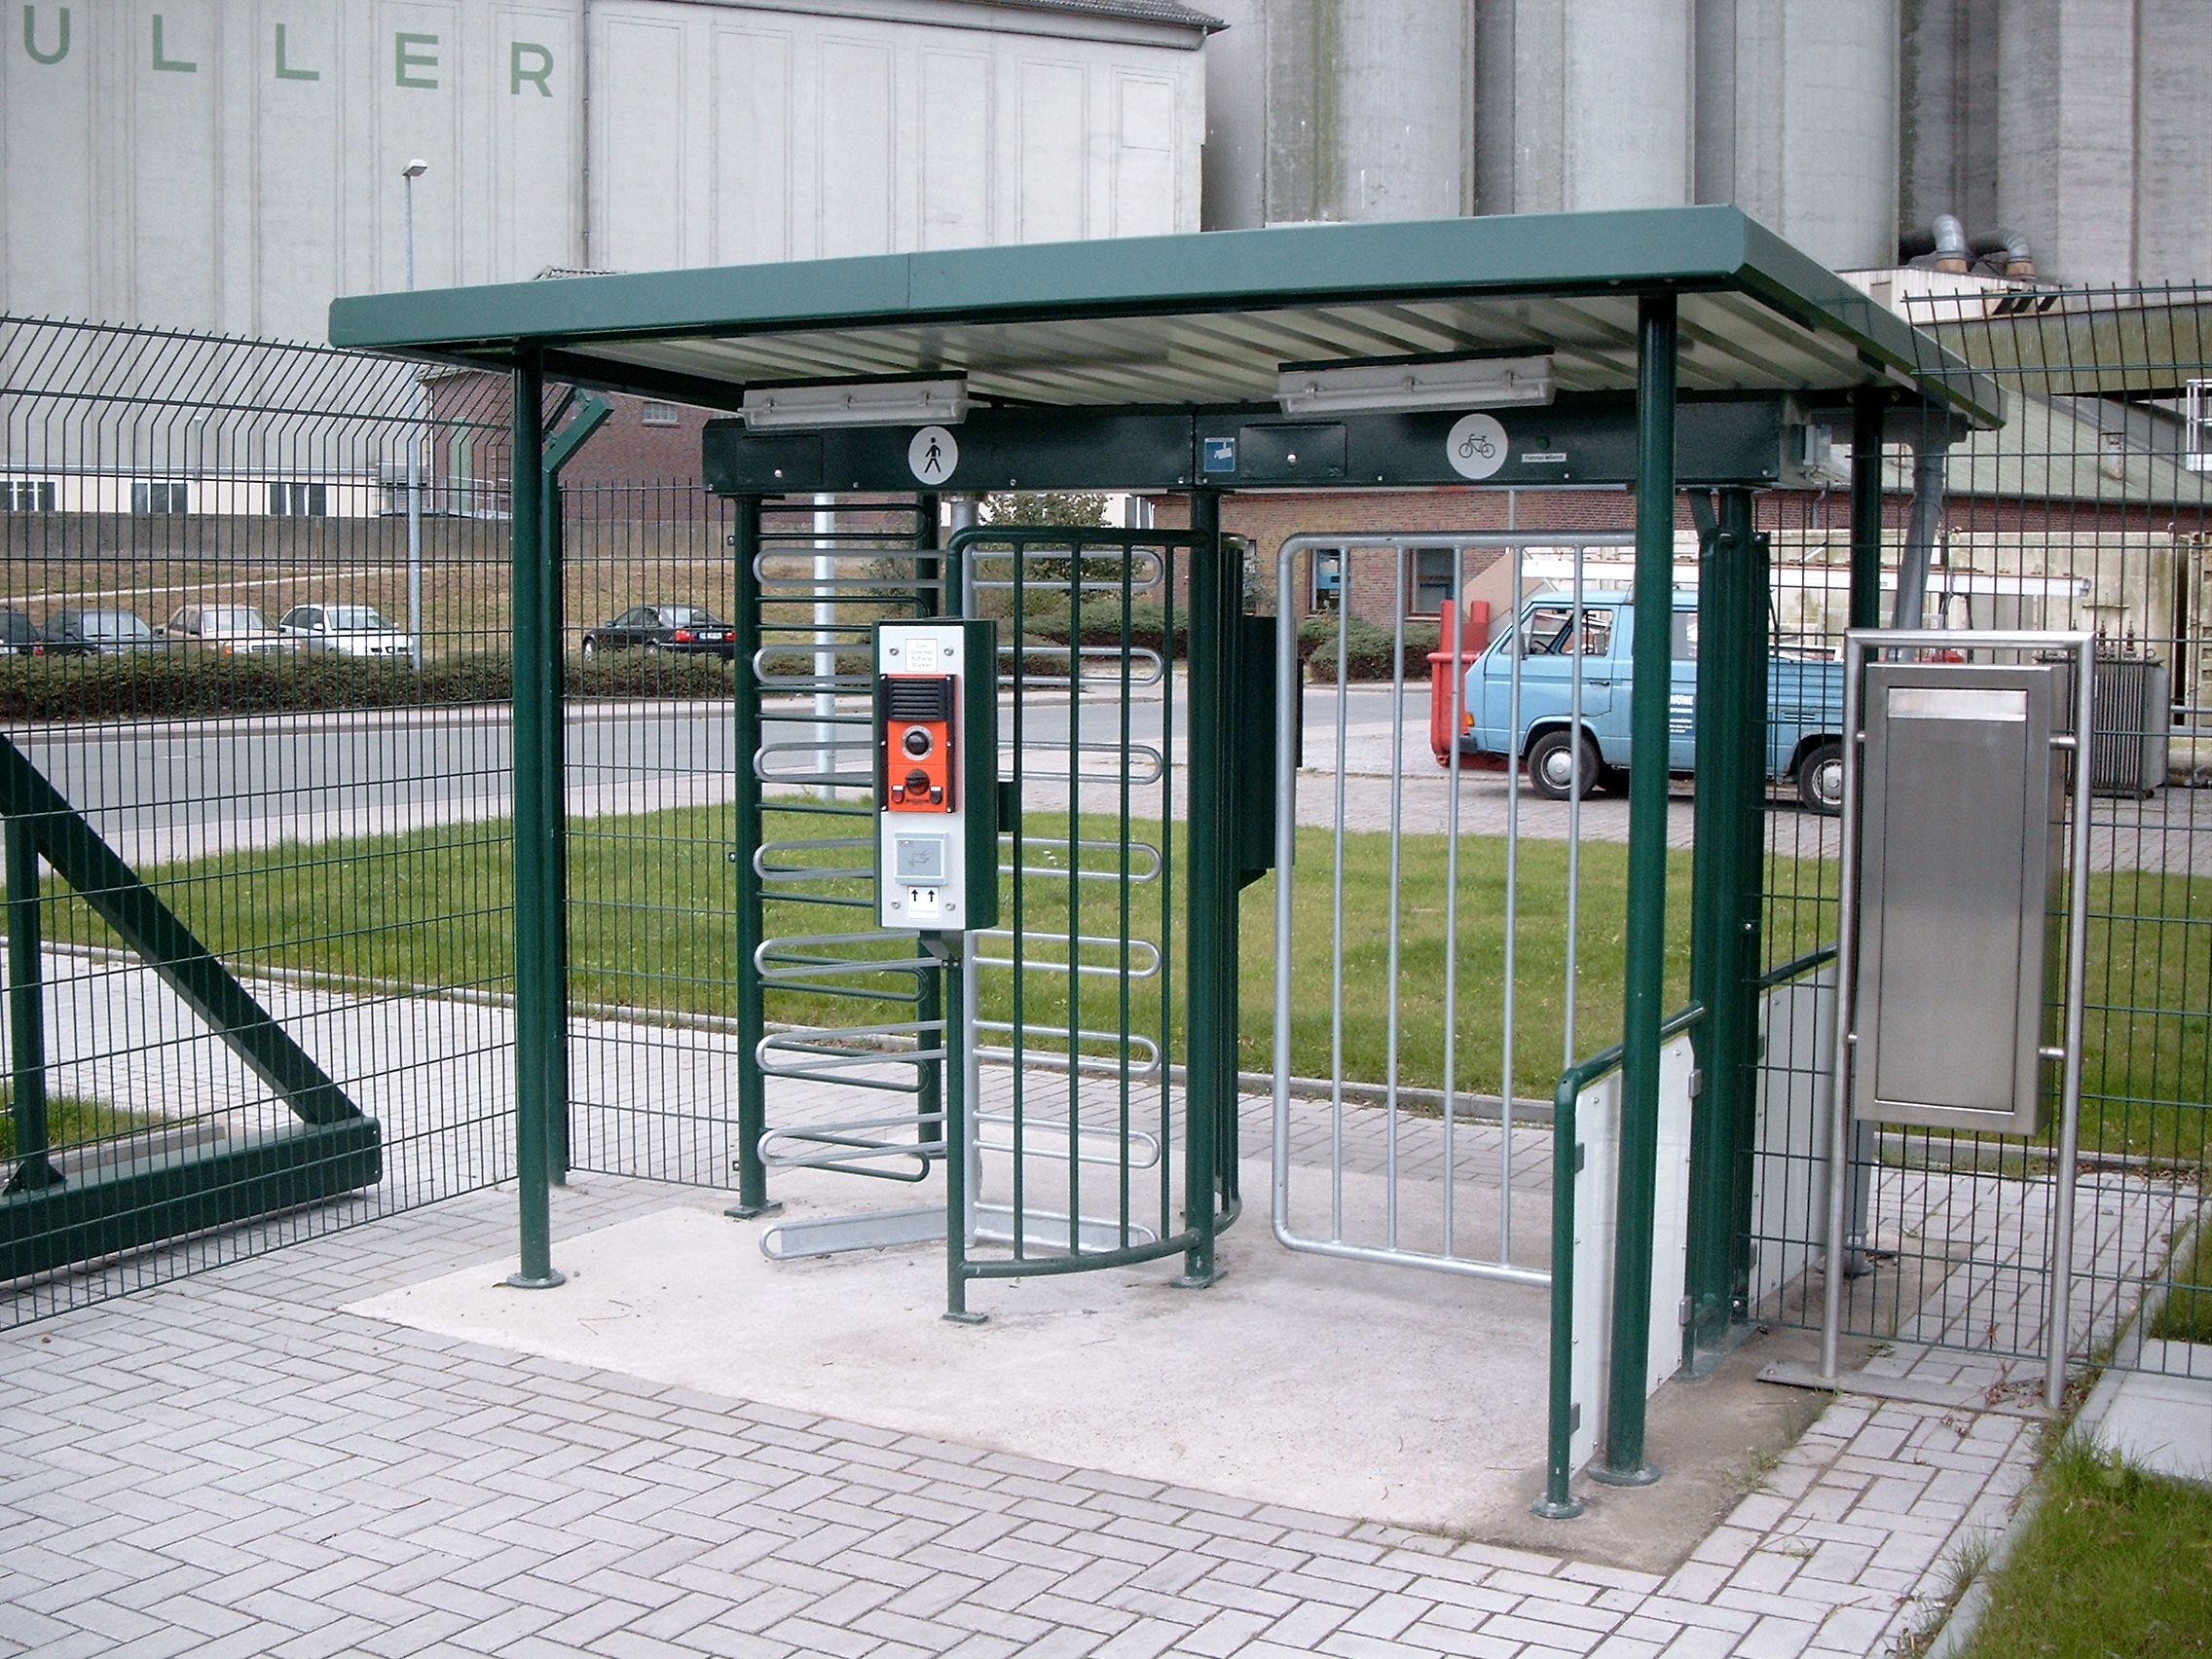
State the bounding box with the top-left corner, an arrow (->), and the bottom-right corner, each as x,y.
1586,1460 -> 1661,1488
505,1269 -> 568,1290
1530,1494 -> 1585,1521
724,1200 -> 785,1221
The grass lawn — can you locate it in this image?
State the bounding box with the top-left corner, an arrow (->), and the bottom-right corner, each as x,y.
0,1093 -> 158,1161
2152,1222 -> 2211,1346
24,802 -> 2212,1136
1951,1434 -> 2212,1658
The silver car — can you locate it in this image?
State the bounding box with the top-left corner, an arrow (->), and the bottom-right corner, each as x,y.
161,605 -> 298,654
278,602 -> 416,659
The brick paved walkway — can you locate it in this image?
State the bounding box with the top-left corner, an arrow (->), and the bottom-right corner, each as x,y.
2,1178 -> 2043,1659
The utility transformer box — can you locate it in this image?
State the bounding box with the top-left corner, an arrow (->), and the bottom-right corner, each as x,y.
1850,663 -> 2069,1136
874,620 -> 998,936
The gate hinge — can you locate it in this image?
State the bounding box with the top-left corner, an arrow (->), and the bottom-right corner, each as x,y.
1688,1068 -> 1704,1098
1574,1140 -> 1586,1174
1568,1402 -> 1581,1433
1678,1297 -> 1693,1327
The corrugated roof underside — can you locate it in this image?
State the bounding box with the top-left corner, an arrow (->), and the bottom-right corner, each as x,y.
563,289 -> 1887,407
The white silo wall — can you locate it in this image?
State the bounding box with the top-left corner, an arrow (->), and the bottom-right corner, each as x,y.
2115,0 -> 2209,285
1696,0 -> 1899,273
1200,0 -> 1472,230
0,1 -> 1207,342
1477,0 -> 1694,215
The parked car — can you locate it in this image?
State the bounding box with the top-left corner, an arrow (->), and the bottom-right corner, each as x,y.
1444,588 -> 1848,814
277,602 -> 416,659
581,604 -> 736,660
0,610 -> 56,656
160,605 -> 298,654
45,608 -> 167,654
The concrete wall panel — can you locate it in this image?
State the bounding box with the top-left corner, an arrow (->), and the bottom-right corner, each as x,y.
1697,0 -> 1898,271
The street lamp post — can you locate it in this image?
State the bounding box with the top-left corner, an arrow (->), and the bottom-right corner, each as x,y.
402,160 -> 427,674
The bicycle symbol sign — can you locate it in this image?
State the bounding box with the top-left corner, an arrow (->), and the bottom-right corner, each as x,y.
1445,412 -> 1509,480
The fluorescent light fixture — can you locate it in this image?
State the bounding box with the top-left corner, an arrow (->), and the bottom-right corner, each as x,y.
1275,354 -> 1554,416
742,378 -> 969,430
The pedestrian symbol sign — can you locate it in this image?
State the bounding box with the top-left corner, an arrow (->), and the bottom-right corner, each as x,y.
908,425 -> 959,483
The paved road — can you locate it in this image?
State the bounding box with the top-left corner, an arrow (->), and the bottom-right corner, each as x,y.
12,684 -> 2207,873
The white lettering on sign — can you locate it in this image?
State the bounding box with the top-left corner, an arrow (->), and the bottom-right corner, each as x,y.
908,425 -> 959,484
1446,413 -> 1509,481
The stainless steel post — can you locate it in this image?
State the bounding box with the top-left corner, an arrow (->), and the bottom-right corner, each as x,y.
2046,635 -> 2095,1406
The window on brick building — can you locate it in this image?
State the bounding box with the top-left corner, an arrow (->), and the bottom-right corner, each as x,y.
1309,548 -> 1343,610
1407,547 -> 1456,617
640,400 -> 682,426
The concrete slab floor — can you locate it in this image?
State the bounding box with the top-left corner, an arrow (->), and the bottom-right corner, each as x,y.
2087,1341 -> 2212,1486
353,1160 -> 1851,1577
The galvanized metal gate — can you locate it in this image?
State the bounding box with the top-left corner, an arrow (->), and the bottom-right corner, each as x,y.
1266,530 -> 1636,1289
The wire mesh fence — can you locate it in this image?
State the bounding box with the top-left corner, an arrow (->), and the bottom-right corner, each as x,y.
0,316 -> 526,1320
1750,282 -> 2211,1384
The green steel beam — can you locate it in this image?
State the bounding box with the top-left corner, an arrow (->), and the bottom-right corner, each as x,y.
0,1117 -> 383,1281
1597,293 -> 1677,1488
508,349 -> 564,1291
728,497 -> 779,1219
0,734 -> 361,1129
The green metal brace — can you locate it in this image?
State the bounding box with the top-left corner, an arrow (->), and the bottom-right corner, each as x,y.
539,389 -> 611,1189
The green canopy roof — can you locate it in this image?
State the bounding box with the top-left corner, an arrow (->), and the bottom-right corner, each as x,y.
328,205 -> 2002,429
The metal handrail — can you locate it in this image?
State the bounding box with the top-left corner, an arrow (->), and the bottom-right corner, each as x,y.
1539,1000 -> 1706,1520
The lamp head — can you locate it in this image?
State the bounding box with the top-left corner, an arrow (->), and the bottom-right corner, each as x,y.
402,160 -> 429,180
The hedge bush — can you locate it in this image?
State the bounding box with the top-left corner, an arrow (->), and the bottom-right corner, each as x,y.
0,650 -> 738,721
1296,613 -> 1441,683
1016,599 -> 1186,660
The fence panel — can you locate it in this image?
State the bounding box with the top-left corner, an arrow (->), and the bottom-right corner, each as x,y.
1750,284 -> 2211,1387
0,316 -> 521,1319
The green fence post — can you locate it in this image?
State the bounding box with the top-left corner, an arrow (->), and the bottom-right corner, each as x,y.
1597,292 -> 1677,1486
729,496 -> 780,1218
543,473 -> 571,1186
1850,391 -> 1886,633
507,350 -> 564,1290
1178,489 -> 1228,1287
4,817 -> 57,1192
1683,486 -> 1763,1369
914,493 -> 944,1152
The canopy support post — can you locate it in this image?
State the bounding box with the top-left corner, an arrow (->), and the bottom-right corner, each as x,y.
1596,292 -> 1677,1487
507,349 -> 565,1291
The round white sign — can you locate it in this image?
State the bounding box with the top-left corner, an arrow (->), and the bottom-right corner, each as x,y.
1445,412 -> 1510,481
907,425 -> 959,485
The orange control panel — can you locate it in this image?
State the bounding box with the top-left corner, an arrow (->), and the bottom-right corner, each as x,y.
880,675 -> 956,812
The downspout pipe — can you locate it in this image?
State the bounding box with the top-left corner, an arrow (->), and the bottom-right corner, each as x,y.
1891,433 -> 1950,631
1899,215 -> 1970,273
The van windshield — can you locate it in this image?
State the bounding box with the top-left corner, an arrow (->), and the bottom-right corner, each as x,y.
1517,606 -> 1613,657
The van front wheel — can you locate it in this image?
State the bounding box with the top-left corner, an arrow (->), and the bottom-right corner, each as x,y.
1796,740 -> 1845,815
1527,728 -> 1603,800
